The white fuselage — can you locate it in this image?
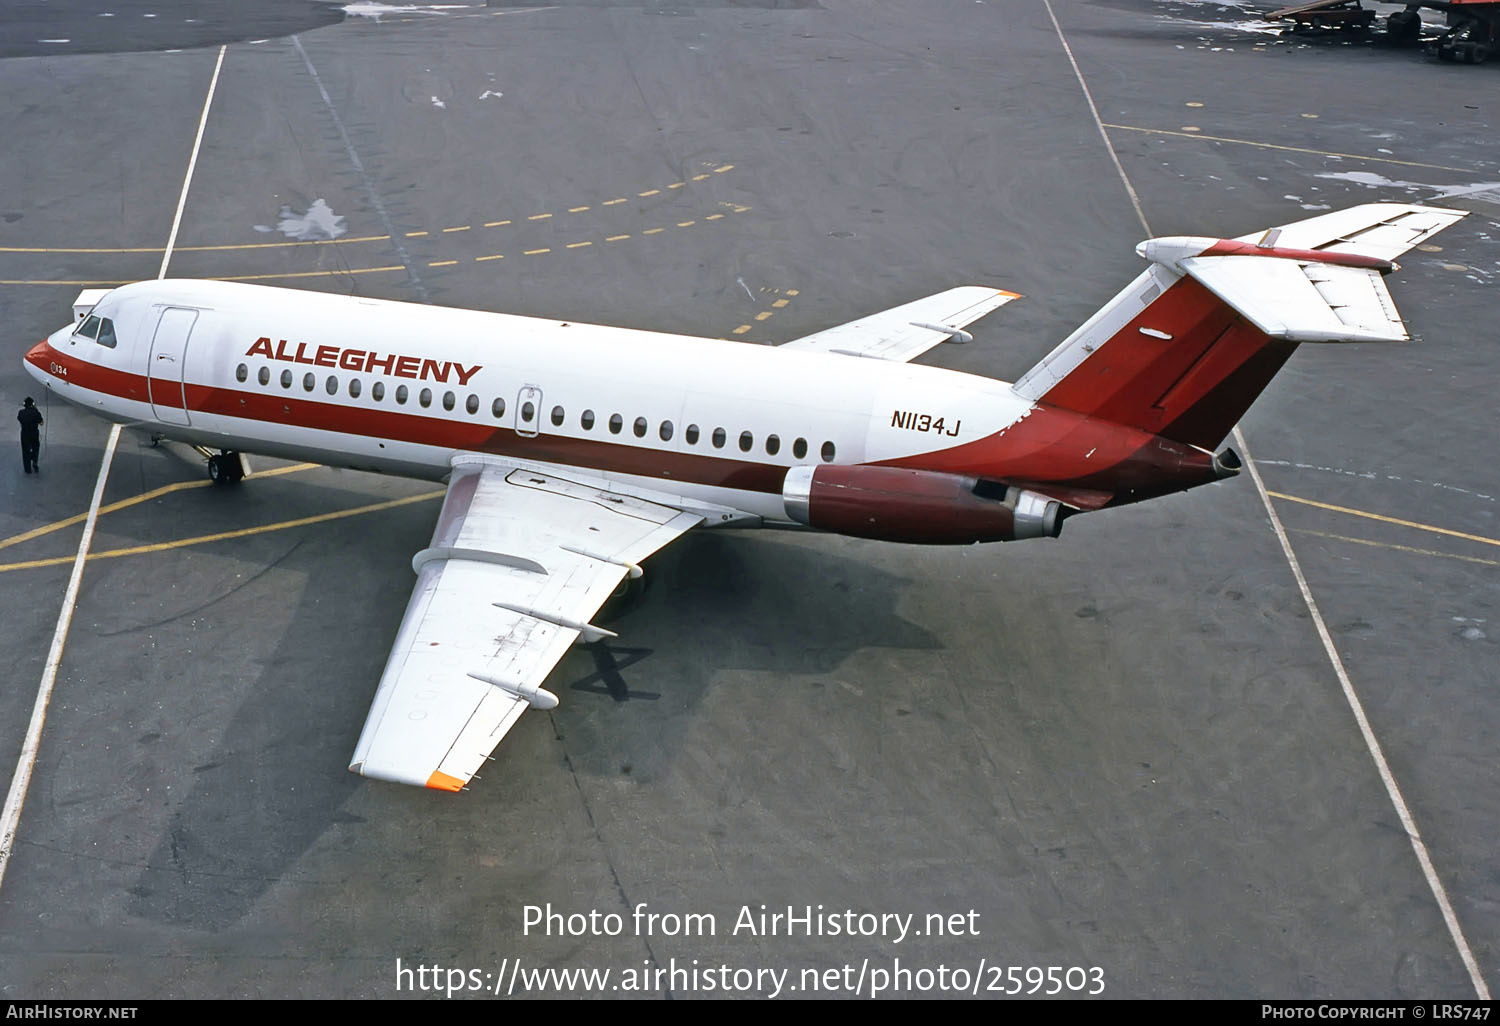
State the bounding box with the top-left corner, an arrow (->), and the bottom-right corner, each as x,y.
28,280 -> 1033,523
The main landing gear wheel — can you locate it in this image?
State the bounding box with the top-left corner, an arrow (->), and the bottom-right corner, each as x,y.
207,451 -> 245,485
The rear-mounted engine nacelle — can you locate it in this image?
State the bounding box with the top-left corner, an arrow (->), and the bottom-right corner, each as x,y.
782,465 -> 1063,544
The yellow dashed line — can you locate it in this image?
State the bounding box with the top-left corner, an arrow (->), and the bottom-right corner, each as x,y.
523,247 -> 551,255
428,259 -> 458,267
754,311 -> 773,321
475,254 -> 505,262
1293,529 -> 1500,568
732,325 -> 753,335
605,234 -> 631,242
0,491 -> 443,576
566,241 -> 592,249
1268,491 -> 1500,548
772,299 -> 789,308
786,289 -> 799,297
705,213 -> 724,221
643,228 -> 665,235
4,164 -> 742,257
677,220 -> 696,227
212,266 -> 405,282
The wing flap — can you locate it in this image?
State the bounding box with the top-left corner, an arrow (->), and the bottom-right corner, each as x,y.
780,286 -> 1019,363
350,457 -> 703,791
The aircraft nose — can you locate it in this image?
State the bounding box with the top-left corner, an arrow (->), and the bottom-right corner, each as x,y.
23,338 -> 54,388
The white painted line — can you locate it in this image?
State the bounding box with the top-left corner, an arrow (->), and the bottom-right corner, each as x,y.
159,45 -> 226,280
0,427 -> 120,888
1042,0 -> 1489,999
1235,428 -> 1490,999
0,45 -> 228,898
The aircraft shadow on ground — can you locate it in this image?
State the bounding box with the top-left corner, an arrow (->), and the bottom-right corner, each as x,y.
123,525 -> 937,929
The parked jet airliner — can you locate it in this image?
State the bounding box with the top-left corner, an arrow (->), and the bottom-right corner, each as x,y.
22,203 -> 1464,792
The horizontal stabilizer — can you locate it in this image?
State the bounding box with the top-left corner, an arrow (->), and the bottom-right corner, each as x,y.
1232,203 -> 1467,264
1177,255 -> 1406,343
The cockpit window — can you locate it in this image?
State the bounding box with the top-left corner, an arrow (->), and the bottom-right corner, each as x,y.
76,315 -> 101,340
96,318 -> 117,349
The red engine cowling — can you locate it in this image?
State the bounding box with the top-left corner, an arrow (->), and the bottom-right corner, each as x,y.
782,465 -> 1063,544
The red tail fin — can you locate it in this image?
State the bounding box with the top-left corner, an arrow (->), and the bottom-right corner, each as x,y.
1013,204 -> 1466,450
1014,270 -> 1294,451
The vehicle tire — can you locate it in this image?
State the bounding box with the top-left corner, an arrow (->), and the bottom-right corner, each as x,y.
1386,10 -> 1420,45
208,454 -> 227,484
1469,43 -> 1489,64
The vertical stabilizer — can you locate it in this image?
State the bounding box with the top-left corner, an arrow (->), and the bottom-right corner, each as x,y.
1012,203 -> 1465,451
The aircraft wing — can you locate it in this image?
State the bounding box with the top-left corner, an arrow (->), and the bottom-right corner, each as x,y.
779,286 -> 1019,363
349,454 -> 702,791
1235,202 -> 1467,263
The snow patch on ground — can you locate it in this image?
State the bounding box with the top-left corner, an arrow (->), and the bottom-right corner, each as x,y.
254,199 -> 348,241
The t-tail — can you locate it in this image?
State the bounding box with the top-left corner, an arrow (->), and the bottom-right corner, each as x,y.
1014,203 -> 1466,456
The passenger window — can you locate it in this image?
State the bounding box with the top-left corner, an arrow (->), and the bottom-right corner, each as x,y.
325,375 -> 338,395
372,381 -> 386,401
76,315 -> 101,340
491,396 -> 505,417
396,384 -> 409,405
765,434 -> 780,456
685,424 -> 700,445
280,369 -> 292,389
419,388 -> 433,408
609,414 -> 623,434
258,367 -> 270,386
793,438 -> 808,460
739,431 -> 753,452
711,427 -> 726,449
551,405 -> 564,426
235,364 -> 248,383
466,394 -> 479,415
96,319 -> 117,348
442,391 -> 455,411
349,378 -> 362,399
821,441 -> 836,462
303,373 -> 316,392
581,410 -> 595,430
659,421 -> 673,442
633,417 -> 647,438
521,401 -> 534,422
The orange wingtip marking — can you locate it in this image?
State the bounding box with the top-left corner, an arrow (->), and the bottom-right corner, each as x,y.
426,771 -> 465,792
